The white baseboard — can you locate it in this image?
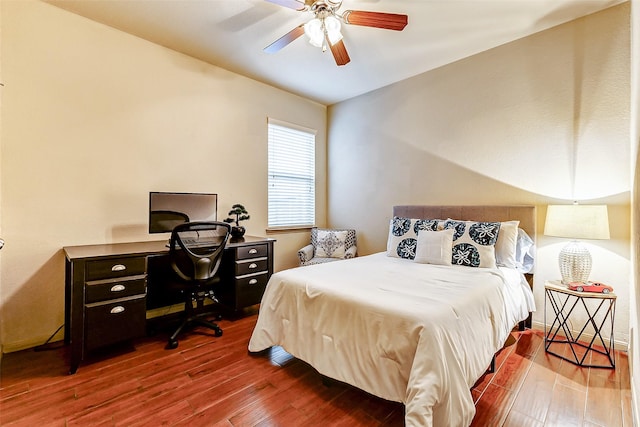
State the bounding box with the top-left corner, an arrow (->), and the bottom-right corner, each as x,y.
1,303 -> 197,353
633,385 -> 640,427
2,331 -> 65,354
146,303 -> 185,319
530,320 -> 628,352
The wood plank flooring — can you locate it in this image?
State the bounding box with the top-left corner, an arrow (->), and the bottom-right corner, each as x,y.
0,313 -> 633,426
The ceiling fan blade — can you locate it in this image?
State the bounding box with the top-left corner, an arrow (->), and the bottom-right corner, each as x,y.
264,0 -> 306,11
329,39 -> 351,66
342,10 -> 408,31
264,24 -> 305,53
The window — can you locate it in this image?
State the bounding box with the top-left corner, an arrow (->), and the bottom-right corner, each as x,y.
268,119 -> 316,229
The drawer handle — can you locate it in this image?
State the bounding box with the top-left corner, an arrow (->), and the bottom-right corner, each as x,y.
249,279 -> 258,285
110,306 -> 125,314
110,284 -> 126,292
248,248 -> 258,254
111,264 -> 126,272
248,263 -> 257,269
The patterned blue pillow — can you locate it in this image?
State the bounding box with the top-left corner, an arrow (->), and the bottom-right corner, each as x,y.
386,217 -> 441,259
442,220 -> 500,268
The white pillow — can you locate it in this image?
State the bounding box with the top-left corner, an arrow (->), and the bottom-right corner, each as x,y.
414,229 -> 454,266
315,229 -> 347,258
443,220 -> 500,268
495,220 -> 520,268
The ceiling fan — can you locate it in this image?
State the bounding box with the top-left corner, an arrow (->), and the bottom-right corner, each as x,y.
264,0 -> 408,66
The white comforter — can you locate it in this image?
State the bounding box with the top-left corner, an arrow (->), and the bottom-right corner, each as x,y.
248,253 -> 533,426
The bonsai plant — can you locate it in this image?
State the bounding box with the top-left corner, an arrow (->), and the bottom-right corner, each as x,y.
223,204 -> 250,238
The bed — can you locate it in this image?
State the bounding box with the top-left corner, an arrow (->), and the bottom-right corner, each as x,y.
248,205 -> 536,426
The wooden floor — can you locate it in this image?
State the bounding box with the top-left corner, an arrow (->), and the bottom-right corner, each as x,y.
0,313 -> 633,426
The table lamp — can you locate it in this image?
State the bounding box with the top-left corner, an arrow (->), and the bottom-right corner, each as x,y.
544,204 -> 610,284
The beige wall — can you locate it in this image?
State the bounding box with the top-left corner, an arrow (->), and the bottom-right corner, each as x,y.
630,0 -> 639,423
0,0 -> 3,361
328,4 -> 631,345
0,0 -> 326,351
0,0 -> 633,371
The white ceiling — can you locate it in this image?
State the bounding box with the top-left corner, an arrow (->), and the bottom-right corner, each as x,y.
46,0 -> 625,105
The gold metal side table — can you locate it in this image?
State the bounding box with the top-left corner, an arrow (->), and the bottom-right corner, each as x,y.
544,280 -> 616,369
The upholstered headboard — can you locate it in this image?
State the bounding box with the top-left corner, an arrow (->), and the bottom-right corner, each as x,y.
392,205 -> 536,239
393,205 -> 536,330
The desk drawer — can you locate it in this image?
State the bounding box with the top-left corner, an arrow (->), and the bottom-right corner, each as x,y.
236,273 -> 269,308
86,257 -> 146,281
85,295 -> 146,350
236,244 -> 268,260
236,258 -> 268,276
85,275 -> 147,304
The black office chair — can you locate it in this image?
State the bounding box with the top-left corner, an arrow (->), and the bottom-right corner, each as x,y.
166,221 -> 231,349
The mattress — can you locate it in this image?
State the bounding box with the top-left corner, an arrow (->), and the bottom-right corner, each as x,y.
248,252 -> 534,426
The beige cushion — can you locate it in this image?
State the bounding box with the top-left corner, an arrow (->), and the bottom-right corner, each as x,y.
414,229 -> 454,266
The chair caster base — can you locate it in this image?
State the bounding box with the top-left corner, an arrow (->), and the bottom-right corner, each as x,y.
214,328 -> 223,337
166,339 -> 179,350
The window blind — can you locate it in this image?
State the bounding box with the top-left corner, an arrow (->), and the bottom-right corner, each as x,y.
268,119 -> 316,228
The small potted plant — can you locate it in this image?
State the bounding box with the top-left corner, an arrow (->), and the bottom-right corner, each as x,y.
223,204 -> 250,238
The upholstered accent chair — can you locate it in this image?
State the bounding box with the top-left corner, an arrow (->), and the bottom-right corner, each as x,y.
298,227 -> 357,266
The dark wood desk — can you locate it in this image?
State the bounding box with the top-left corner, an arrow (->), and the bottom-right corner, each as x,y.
64,236 -> 274,374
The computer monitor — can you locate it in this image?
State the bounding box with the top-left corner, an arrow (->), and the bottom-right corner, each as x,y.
148,192 -> 217,233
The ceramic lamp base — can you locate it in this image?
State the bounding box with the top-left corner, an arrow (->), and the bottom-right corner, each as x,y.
559,240 -> 592,284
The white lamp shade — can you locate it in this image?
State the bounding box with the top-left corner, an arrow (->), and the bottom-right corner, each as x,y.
304,18 -> 324,47
544,205 -> 610,240
324,16 -> 342,45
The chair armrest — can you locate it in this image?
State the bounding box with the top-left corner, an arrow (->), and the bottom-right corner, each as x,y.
298,244 -> 314,264
344,246 -> 357,259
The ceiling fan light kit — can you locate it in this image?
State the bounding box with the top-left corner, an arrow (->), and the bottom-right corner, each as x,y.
265,0 -> 408,66
304,15 -> 342,49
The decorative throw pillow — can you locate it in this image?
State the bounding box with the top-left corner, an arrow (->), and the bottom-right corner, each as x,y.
315,229 -> 347,258
495,220 -> 519,268
386,217 -> 441,259
414,229 -> 454,266
443,220 -> 500,268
